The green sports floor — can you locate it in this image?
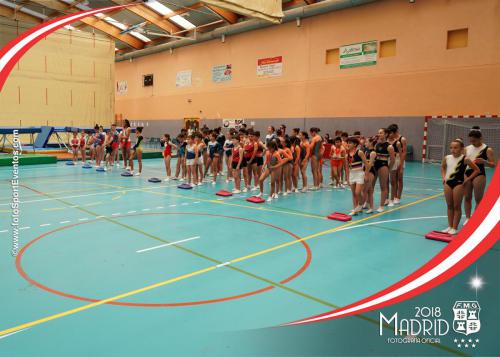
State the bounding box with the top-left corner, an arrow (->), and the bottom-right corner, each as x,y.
0,159 -> 496,356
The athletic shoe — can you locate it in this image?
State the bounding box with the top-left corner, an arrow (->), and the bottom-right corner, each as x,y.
283,192 -> 288,196
343,181 -> 348,185
376,206 -> 384,213
267,197 -> 273,202
135,172 -> 141,176
232,189 -> 241,194
329,181 -> 334,186
164,177 -> 170,182
225,179 -> 229,183
449,228 -> 458,235
355,205 -> 363,213
116,163 -> 120,168
301,188 -> 308,193
362,202 -> 367,209
251,186 -> 259,191
197,182 -> 203,186
242,187 -> 248,193
441,227 -> 451,233
388,200 -> 395,207
293,189 -> 299,193
212,181 -> 216,185
384,199 -> 389,206
393,198 -> 400,204
348,210 -> 357,216
463,218 -> 469,226
272,193 -> 279,199
365,209 -> 373,214
256,192 -> 263,198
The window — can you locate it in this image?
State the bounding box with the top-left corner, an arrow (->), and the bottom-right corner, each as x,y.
447,28 -> 468,49
380,39 -> 396,58
325,48 -> 339,65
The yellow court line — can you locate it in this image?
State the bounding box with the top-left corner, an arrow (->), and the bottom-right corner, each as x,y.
0,192 -> 442,337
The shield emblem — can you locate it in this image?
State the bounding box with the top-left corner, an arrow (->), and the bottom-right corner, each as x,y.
453,301 -> 481,336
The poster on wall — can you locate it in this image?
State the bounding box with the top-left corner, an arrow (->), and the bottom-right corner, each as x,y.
116,80 -> 128,95
222,119 -> 245,130
339,41 -> 377,69
212,64 -> 232,83
176,70 -> 192,87
257,56 -> 283,77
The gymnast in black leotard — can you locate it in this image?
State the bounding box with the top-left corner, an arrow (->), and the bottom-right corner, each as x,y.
441,138 -> 479,235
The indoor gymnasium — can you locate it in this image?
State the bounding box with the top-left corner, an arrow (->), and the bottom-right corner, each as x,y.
0,0 -> 499,356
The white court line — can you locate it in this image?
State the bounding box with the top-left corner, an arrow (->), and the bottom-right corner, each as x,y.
181,203 -> 189,206
127,211 -> 137,214
19,227 -> 30,230
111,213 -> 120,216
0,328 -> 29,340
216,262 -> 231,268
59,221 -> 70,224
0,185 -> 168,207
136,236 -> 201,253
142,208 -> 151,211
78,218 -> 89,221
39,223 -> 51,227
169,204 -> 177,207
156,206 -> 164,209
0,229 -> 8,233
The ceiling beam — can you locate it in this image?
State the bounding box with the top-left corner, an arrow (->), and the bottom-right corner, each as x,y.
109,0 -> 181,34
0,4 -> 42,23
29,0 -> 144,49
163,2 -> 204,19
205,4 -> 238,24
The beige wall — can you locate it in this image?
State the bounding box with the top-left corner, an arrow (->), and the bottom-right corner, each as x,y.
115,0 -> 500,121
0,18 -> 115,127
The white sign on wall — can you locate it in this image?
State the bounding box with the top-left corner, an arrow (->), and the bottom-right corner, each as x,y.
116,80 -> 128,95
257,56 -> 283,77
222,119 -> 245,130
176,70 -> 192,87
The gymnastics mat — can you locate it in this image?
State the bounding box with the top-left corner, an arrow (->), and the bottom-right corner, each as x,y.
148,177 -> 162,183
65,161 -> 75,166
216,190 -> 233,197
425,231 -> 453,243
246,196 -> 265,204
178,183 -> 193,190
327,212 -> 352,222
121,171 -> 133,177
34,126 -> 54,148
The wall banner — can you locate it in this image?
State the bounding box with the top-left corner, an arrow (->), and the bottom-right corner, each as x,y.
339,41 -> 377,69
176,70 -> 192,87
257,56 -> 283,77
212,64 -> 232,83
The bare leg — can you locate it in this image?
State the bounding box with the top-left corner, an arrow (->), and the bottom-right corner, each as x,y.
377,166 -> 389,209
452,185 -> 464,229
463,179 -> 473,219
443,184 -> 454,229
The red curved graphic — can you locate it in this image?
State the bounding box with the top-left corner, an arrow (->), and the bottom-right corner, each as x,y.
0,4 -> 130,91
287,167 -> 499,325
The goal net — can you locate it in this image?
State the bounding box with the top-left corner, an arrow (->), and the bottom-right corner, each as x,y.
424,117 -> 500,162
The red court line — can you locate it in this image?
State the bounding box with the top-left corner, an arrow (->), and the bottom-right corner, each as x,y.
16,213 -> 312,307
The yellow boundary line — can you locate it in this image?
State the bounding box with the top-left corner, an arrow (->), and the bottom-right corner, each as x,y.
0,192 -> 442,336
